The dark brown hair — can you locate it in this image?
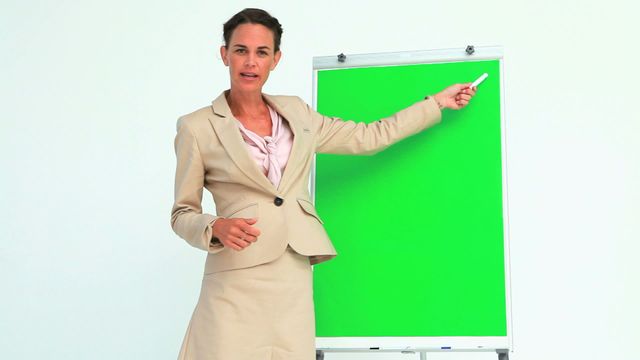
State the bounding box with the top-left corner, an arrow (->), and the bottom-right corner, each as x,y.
223,8 -> 283,52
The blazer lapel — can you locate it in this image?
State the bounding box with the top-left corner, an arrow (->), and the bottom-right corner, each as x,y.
263,94 -> 307,193
208,92 -> 277,194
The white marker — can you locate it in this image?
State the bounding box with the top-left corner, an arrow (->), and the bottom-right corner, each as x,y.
470,73 -> 489,89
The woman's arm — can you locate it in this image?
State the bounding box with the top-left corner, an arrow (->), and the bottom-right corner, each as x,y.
309,84 -> 474,155
170,117 -> 224,254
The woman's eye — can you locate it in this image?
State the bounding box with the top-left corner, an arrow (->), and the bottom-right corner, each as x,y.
235,49 -> 246,54
258,51 -> 268,56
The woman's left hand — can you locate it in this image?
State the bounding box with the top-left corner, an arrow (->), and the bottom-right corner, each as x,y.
433,83 -> 477,110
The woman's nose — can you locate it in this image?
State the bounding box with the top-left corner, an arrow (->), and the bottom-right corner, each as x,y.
244,54 -> 257,67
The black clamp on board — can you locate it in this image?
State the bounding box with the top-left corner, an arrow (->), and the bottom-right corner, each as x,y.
465,45 -> 475,55
337,53 -> 347,62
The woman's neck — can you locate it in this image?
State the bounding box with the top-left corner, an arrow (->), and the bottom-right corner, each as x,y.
226,89 -> 267,118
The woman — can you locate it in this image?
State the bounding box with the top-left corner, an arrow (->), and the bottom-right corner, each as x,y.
171,8 -> 476,360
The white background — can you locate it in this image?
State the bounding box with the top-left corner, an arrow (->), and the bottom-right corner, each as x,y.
1,0 -> 638,359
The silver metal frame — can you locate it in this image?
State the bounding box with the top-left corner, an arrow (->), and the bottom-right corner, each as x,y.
313,46 -> 504,70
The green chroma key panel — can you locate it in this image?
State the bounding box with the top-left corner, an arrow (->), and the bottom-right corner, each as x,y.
313,60 -> 507,337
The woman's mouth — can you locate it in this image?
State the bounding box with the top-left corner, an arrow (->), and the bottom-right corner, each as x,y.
240,72 -> 259,79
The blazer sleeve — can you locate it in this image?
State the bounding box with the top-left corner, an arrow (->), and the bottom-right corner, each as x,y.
308,97 -> 442,155
170,117 -> 224,254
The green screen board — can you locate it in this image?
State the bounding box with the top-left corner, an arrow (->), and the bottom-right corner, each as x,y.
313,59 -> 507,337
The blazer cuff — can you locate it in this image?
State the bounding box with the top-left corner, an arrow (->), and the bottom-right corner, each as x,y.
423,96 -> 443,119
207,217 -> 225,254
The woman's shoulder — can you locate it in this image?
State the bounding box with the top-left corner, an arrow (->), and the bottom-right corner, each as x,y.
265,93 -> 307,104
176,105 -> 215,131
263,94 -> 311,115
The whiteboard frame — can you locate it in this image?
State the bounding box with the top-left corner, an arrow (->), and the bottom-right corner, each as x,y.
311,46 -> 513,354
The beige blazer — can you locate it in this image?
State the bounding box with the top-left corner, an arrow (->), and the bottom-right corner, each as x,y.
170,91 -> 441,273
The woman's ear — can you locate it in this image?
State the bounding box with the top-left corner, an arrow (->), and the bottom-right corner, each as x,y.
271,50 -> 282,70
220,46 -> 229,66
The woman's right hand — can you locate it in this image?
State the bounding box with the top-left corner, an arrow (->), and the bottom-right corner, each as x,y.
212,218 -> 261,251
433,83 -> 476,110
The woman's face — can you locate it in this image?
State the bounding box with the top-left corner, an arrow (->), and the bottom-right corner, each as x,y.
220,23 -> 281,94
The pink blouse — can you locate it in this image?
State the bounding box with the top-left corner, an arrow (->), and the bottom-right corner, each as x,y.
235,105 -> 293,189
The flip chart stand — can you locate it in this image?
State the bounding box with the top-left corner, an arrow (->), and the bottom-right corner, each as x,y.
312,45 -> 512,360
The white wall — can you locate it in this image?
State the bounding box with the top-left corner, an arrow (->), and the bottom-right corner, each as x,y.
1,0 -> 638,359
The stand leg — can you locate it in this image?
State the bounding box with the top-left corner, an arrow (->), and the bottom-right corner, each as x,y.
316,350 -> 324,360
420,351 -> 427,360
496,349 -> 509,360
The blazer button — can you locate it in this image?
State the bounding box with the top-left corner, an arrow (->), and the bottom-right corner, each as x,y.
274,197 -> 284,206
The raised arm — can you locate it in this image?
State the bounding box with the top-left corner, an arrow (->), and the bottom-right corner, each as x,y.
310,83 -> 475,155
310,97 -> 441,155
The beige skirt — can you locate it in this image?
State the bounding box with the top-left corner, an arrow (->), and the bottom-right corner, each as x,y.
178,245 -> 316,360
